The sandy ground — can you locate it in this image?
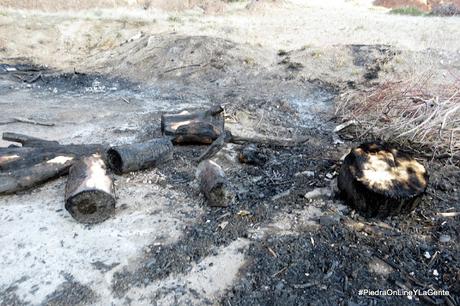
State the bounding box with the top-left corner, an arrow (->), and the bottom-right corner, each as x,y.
0,0 -> 459,70
0,1 -> 459,305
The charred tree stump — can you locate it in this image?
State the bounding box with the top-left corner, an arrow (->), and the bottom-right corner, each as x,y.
161,105 -> 225,144
106,138 -> 173,174
337,142 -> 428,217
196,160 -> 233,207
65,154 -> 115,224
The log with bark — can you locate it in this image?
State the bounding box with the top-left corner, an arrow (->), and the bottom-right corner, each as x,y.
337,142 -> 429,217
196,160 -> 233,207
161,105 -> 225,144
65,154 -> 115,224
0,132 -> 106,194
0,155 -> 75,195
106,138 -> 173,174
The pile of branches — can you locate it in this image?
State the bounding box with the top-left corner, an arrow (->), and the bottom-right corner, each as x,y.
336,73 -> 460,162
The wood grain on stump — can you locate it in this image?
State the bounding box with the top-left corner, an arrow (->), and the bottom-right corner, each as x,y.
338,142 -> 428,217
65,154 -> 115,224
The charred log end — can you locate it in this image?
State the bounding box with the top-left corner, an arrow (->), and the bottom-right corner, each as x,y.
106,148 -> 123,175
196,160 -> 233,207
338,142 -> 428,217
65,154 -> 115,224
65,190 -> 116,224
207,182 -> 233,207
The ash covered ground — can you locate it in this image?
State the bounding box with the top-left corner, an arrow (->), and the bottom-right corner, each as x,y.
0,1 -> 459,305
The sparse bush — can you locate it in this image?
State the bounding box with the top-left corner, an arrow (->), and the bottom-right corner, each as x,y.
389,7 -> 426,16
167,16 -> 182,23
430,3 -> 460,16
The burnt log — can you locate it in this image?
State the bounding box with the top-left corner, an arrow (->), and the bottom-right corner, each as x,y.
161,105 -> 225,144
65,154 -> 115,224
106,138 -> 173,174
0,155 -> 74,195
0,132 -> 106,194
196,130 -> 233,163
338,142 -> 428,217
196,160 -> 233,207
1,132 -> 105,171
3,132 -> 59,147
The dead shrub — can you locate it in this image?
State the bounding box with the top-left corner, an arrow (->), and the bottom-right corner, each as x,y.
336,72 -> 460,161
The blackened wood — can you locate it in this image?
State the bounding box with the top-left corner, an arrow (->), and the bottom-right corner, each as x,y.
0,144 -> 105,171
337,142 -> 428,217
65,154 -> 115,224
161,105 -> 224,144
196,160 -> 233,207
0,155 -> 74,195
173,122 -> 223,145
196,130 -> 233,163
238,144 -> 268,166
3,132 -> 59,147
107,138 -> 173,174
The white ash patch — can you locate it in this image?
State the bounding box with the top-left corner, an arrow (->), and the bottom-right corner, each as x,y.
0,177 -> 200,304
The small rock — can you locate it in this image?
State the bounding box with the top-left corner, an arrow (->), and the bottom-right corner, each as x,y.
295,170 -> 315,177
319,215 -> 340,226
305,188 -> 332,200
218,221 -> 229,230
433,269 -> 439,276
275,281 -> 284,291
439,234 -> 451,243
424,251 -> 431,259
239,144 -> 268,166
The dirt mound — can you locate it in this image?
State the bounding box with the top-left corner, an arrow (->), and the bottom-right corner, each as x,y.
93,34 -> 269,84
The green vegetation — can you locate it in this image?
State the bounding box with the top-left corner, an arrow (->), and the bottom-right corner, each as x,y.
167,16 -> 182,23
389,7 -> 426,16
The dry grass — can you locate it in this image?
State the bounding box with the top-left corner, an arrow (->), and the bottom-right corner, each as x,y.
0,0 -> 235,11
336,72 -> 460,161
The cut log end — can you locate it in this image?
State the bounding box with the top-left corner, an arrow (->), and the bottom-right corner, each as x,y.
65,154 -> 115,224
196,160 -> 233,207
338,142 -> 428,217
65,190 -> 115,224
106,148 -> 123,175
